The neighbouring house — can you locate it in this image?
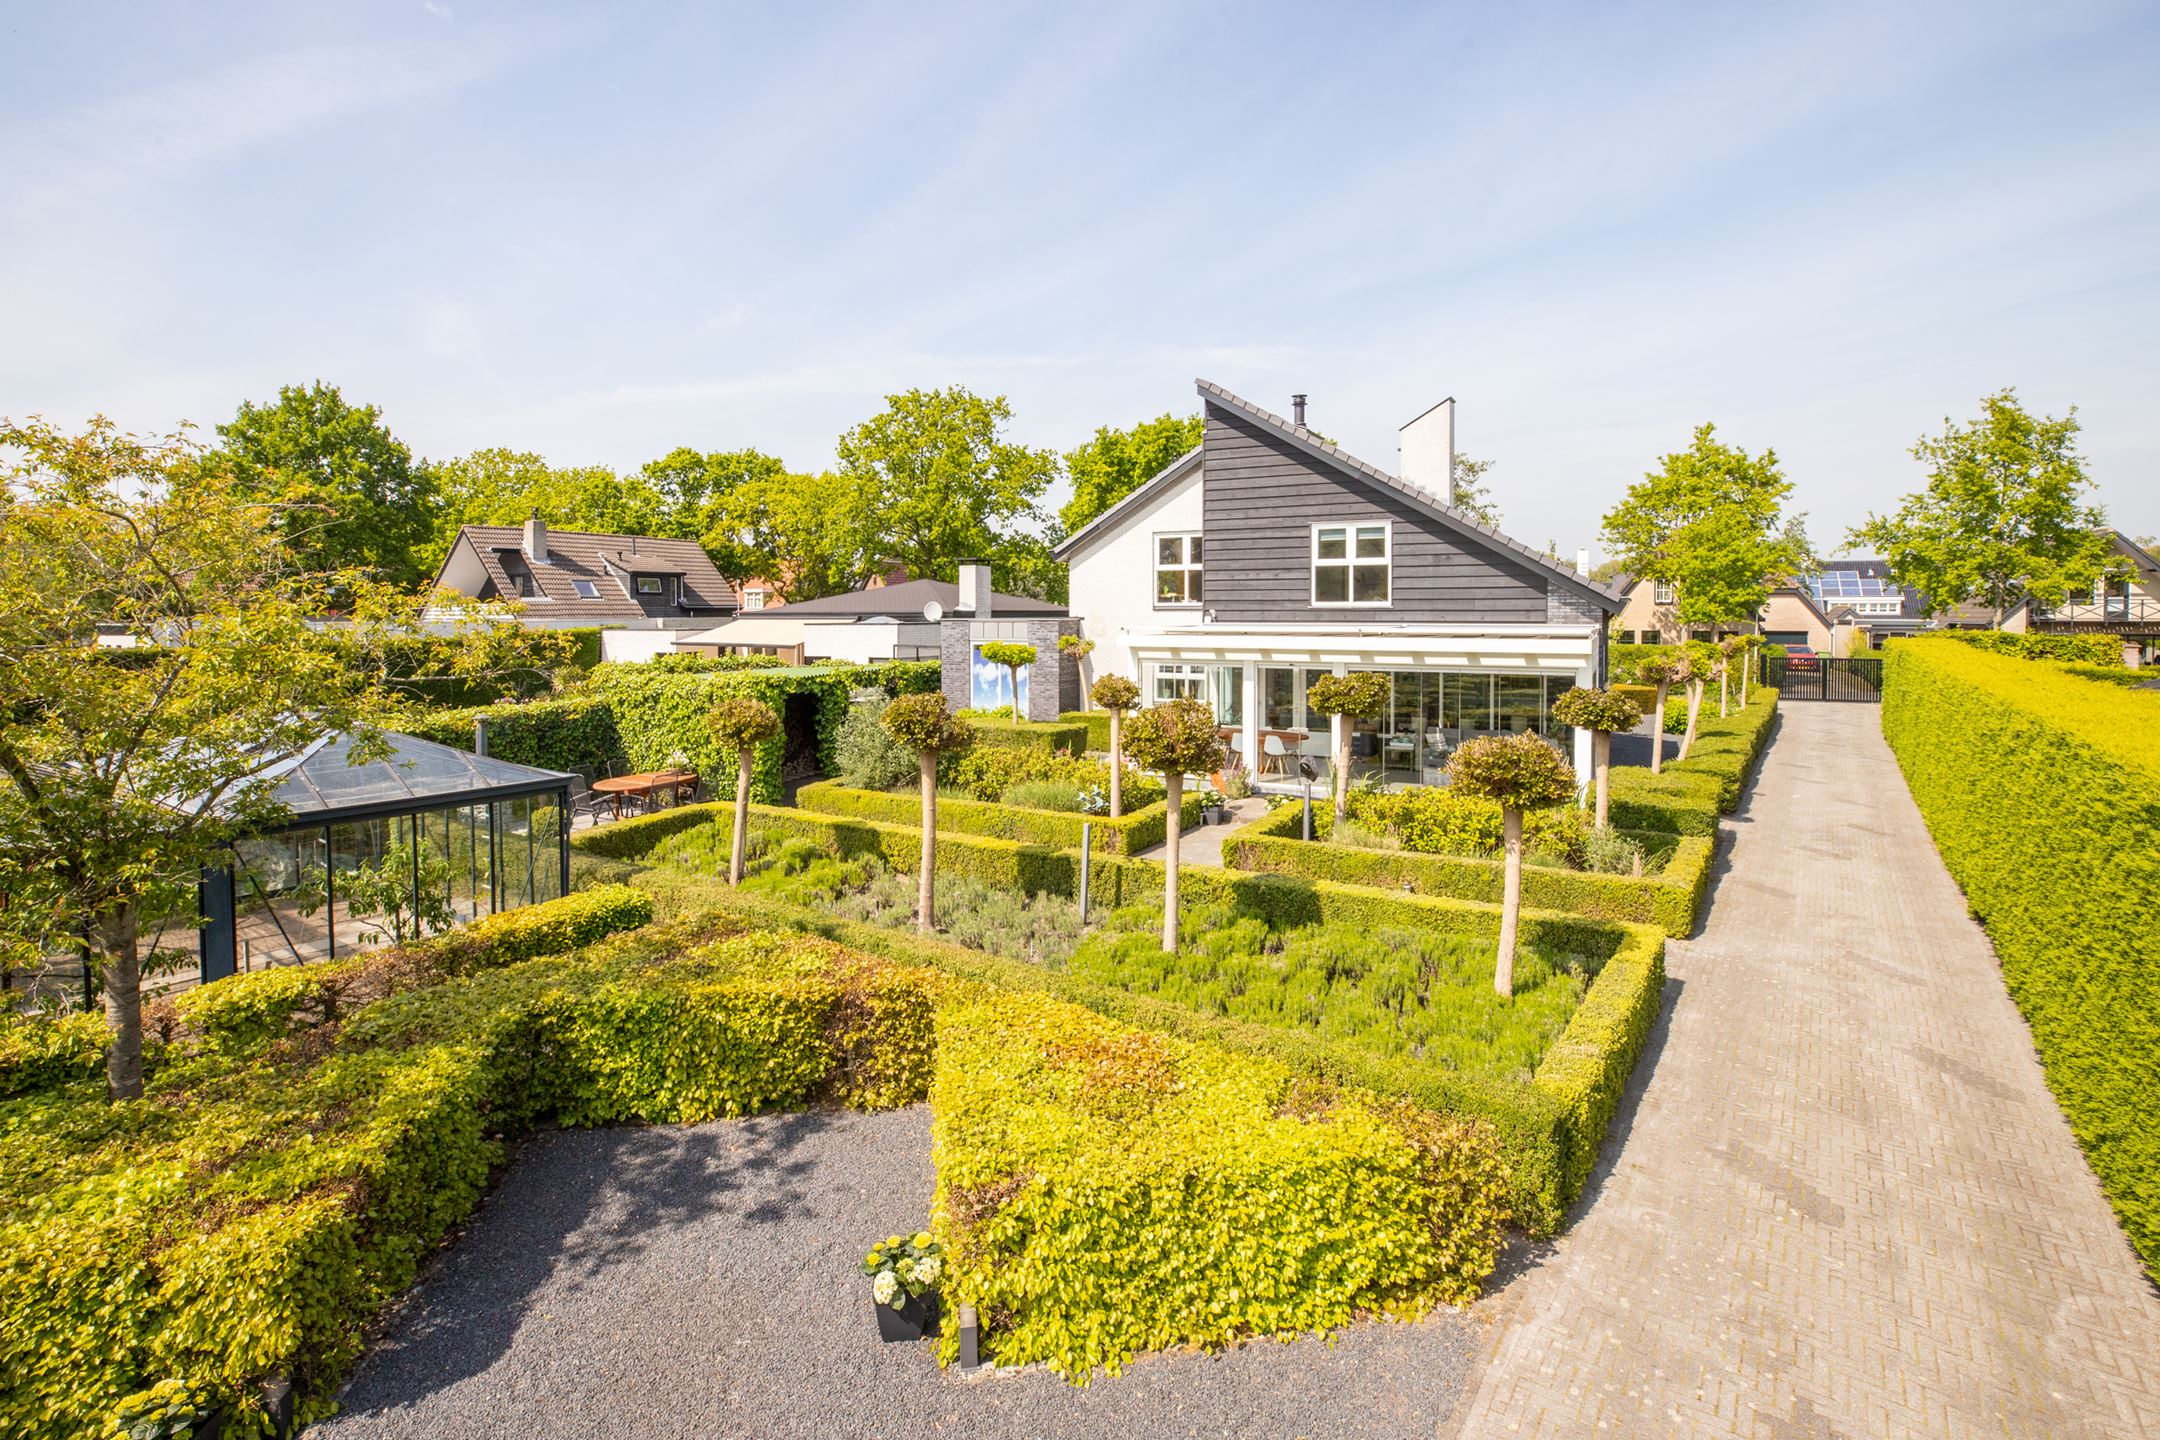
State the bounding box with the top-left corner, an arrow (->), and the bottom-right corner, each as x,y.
682,572 -> 1066,672
1055,380 -> 1625,788
1613,559 -> 1926,655
935,562 -> 1079,721
192,731 -> 574,987
2015,530 -> 2160,665
429,517 -> 742,662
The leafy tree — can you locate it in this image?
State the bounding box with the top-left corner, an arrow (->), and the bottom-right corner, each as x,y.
1551,687 -> 1642,830
879,694 -> 976,931
1091,674 -> 1141,816
1060,412 -> 1204,533
208,381 -> 439,587
1848,390 -> 2111,621
1446,734 -> 1576,997
837,387 -> 1057,585
977,641 -> 1037,720
1121,698 -> 1224,953
1601,423 -> 1813,637
986,530 -> 1068,605
1451,453 -> 1502,528
1305,672 -> 1390,826
708,696 -> 781,885
0,417 -> 525,1100
720,467 -> 865,601
1635,655 -> 1680,774
642,446 -> 789,577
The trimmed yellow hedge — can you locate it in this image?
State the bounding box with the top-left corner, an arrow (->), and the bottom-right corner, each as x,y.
963,717 -> 1088,755
1057,710 -> 1114,751
1222,803 -> 1713,937
934,989 -> 1508,1378
1607,686 -> 1779,832
792,780 -> 1201,856
1882,640 -> 2160,1280
626,812 -> 1666,1234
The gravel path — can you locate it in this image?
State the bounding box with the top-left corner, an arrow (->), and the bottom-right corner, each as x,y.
315,1106 -> 1478,1440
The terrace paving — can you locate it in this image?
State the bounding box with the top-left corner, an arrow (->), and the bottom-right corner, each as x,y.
1449,702 -> 2160,1439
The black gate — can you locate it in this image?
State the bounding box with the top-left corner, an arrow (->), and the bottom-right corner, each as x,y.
1760,654 -> 1882,702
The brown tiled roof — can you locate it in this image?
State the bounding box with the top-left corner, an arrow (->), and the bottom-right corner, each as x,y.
438,525 -> 739,621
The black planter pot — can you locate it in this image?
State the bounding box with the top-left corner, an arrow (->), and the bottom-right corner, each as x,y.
873,1291 -> 940,1342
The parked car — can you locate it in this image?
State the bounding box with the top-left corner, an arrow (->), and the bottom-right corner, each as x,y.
1783,646 -> 1821,672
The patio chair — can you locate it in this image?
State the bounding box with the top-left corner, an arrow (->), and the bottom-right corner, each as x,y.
1262,734 -> 1292,776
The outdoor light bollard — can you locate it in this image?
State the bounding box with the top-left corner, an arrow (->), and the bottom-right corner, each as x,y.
473,717 -> 490,758
1302,782 -> 1313,842
958,1304 -> 981,1369
1077,821 -> 1092,923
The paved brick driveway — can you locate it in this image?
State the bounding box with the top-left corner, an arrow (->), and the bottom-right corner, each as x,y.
1452,703 -> 2160,1439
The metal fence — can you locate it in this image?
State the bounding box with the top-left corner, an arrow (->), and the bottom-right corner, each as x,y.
1761,654 -> 1883,702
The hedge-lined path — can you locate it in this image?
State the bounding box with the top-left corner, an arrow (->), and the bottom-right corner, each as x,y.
315,1105 -> 1480,1439
1135,795 -> 1270,866
1449,703 -> 2160,1439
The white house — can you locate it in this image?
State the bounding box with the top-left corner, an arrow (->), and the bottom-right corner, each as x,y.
1056,380 -> 1626,788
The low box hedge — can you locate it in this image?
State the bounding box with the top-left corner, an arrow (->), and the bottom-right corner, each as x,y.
1606,686 -> 1778,832
1221,803 -> 1714,937
792,780 -> 1201,856
1882,639 -> 2160,1281
1057,710 -> 1114,751
962,716 -> 1088,755
624,809 -> 1666,1235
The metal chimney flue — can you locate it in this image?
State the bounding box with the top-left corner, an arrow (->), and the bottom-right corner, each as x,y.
1291,393 -> 1308,429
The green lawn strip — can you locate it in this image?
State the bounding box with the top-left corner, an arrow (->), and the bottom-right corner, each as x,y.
793,778 -> 1201,856
1220,801 -> 1713,938
616,808 -> 1667,1235
1881,640 -> 2160,1282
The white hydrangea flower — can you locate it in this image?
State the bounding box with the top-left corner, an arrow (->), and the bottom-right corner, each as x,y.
872,1270 -> 898,1306
913,1256 -> 941,1287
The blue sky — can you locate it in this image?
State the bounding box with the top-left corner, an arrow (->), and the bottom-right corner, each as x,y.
4,1 -> 2156,558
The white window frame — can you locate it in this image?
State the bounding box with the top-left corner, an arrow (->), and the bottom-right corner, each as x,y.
1311,521 -> 1391,607
1151,663 -> 1208,703
635,575 -> 664,597
743,589 -> 767,611
1154,532 -> 1203,608
1654,579 -> 1676,605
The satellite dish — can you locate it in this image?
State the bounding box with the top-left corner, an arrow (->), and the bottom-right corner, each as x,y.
921,599 -> 944,623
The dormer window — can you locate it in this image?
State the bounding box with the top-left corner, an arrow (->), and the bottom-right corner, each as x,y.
514,574 -> 536,598
636,576 -> 664,596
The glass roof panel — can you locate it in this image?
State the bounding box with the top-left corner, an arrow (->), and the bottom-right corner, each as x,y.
263,731 -> 569,819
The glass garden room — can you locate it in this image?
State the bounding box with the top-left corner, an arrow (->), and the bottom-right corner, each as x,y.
197,732 -> 574,984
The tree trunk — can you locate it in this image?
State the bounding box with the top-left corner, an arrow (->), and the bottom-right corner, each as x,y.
1740,652 -> 1752,706
729,750 -> 753,885
1332,713 -> 1349,828
100,904 -> 144,1102
1594,730 -> 1612,830
1680,681 -> 1704,760
917,755 -> 938,932
1109,711 -> 1124,819
1160,771 -> 1182,954
1650,682 -> 1670,774
1008,666 -> 1025,721
1494,809 -> 1521,999
1718,665 -> 1729,719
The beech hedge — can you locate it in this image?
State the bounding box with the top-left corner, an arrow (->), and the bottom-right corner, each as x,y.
961,716 -> 1088,755
1881,639 -> 2160,1280
791,780 -> 1201,856
1057,710 -> 1114,751
625,811 -> 1667,1233
1222,803 -> 1713,937
1606,686 -> 1779,832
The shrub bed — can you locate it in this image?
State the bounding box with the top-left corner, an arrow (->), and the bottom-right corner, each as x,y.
793,780 -> 1200,856
1224,803 -> 1712,937
937,745 -> 1164,812
622,810 -> 1666,1233
1882,639 -> 2160,1280
934,988 -> 1509,1378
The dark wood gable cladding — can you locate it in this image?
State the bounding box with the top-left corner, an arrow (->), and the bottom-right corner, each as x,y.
1197,404 -> 1550,626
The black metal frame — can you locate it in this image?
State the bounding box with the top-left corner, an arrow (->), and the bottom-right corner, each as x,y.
1760,654 -> 1883,702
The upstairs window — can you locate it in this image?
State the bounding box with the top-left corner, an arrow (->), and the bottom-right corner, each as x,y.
1155,533 -> 1202,605
1654,580 -> 1676,605
743,589 -> 767,611
513,573 -> 536,598
571,579 -> 600,599
636,576 -> 664,597
1313,522 -> 1390,605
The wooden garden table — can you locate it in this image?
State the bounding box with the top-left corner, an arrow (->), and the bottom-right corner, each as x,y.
591,769 -> 698,818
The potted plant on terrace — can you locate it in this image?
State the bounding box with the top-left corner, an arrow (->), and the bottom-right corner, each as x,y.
863,1231 -> 946,1341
